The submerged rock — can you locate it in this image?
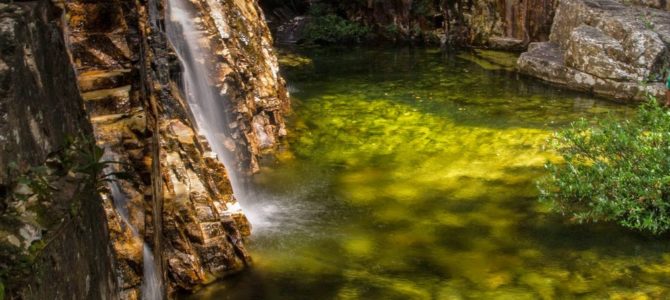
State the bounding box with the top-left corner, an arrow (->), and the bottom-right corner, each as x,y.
518,0 -> 670,101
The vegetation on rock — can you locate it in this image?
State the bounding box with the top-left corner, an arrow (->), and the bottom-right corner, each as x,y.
302,4 -> 370,44
539,97 -> 670,234
0,136 -> 127,296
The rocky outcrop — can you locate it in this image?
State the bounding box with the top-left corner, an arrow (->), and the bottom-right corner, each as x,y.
445,0 -> 557,49
275,16 -> 310,44
167,0 -> 290,175
0,2 -> 90,185
1,0 -> 288,298
518,0 -> 670,101
262,0 -> 557,49
0,2 -> 119,299
62,0 -> 287,296
64,2 -> 150,297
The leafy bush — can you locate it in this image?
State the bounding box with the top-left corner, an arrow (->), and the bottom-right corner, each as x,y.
538,98 -> 670,234
303,4 -> 370,44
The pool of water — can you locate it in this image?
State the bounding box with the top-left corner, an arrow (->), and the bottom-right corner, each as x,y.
191,48 -> 670,299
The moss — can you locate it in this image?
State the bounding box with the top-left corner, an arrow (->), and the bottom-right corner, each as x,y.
457,49 -> 519,71
0,242 -> 32,295
277,52 -> 313,68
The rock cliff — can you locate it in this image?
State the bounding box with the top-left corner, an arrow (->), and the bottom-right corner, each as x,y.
518,0 -> 670,101
265,0 -> 557,49
167,0 -> 290,175
0,0 -> 288,298
443,0 -> 556,49
0,2 -> 118,298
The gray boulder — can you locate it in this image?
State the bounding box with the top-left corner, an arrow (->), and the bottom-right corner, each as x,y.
518,0 -> 670,101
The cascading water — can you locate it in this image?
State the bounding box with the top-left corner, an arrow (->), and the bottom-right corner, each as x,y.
104,153 -> 163,300
164,0 -> 289,232
165,0 -> 307,234
165,0 -> 242,190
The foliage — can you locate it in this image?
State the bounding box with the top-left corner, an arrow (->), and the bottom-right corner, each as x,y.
410,0 -> 436,17
0,135 -> 131,296
10,136 -> 131,202
640,14 -> 655,30
538,97 -> 670,234
11,163 -> 53,203
0,241 -> 34,298
61,135 -> 132,191
303,4 -> 370,44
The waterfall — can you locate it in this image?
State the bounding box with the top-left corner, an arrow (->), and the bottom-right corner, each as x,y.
104,153 -> 163,300
165,0 -> 245,198
141,244 -> 162,299
164,0 -> 299,238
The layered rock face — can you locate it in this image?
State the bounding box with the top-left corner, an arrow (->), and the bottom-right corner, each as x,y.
1,0 -> 288,298
64,0 -> 287,296
518,0 -> 670,100
445,0 -> 556,49
264,0 -> 556,49
167,0 -> 290,175
0,2 -> 118,298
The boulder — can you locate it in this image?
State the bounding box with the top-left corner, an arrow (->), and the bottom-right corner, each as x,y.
565,25 -> 637,80
519,0 -> 670,101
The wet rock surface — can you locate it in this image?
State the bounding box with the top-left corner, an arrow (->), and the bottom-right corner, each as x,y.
455,0 -> 556,49
0,2 -> 118,299
1,0 -> 287,298
62,0 -> 284,296
263,0 -> 556,49
518,0 -> 670,101
168,0 -> 290,175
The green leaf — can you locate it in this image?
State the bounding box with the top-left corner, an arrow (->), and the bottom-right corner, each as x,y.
538,97 -> 670,234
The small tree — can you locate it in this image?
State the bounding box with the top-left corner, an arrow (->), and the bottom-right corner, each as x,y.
302,4 -> 370,44
538,97 -> 670,234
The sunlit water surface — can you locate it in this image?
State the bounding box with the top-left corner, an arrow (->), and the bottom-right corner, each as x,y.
190,48 -> 670,299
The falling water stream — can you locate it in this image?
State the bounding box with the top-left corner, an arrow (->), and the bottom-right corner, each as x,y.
186,48 -> 670,299
165,0 -> 244,191
159,0 -> 670,297
104,153 -> 162,300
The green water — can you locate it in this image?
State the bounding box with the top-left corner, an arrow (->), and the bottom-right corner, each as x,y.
193,48 -> 670,299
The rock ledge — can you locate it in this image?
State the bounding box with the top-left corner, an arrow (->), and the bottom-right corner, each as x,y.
518,0 -> 670,101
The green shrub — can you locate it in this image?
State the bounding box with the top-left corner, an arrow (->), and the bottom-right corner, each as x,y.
410,0 -> 436,17
538,98 -> 670,234
303,4 -> 370,44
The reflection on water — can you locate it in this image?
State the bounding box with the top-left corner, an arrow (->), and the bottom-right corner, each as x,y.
189,48 -> 670,299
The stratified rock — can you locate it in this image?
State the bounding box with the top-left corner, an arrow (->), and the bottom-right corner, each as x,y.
1,0 -> 286,298
158,119 -> 250,291
0,2 -> 119,299
518,0 -> 670,101
168,0 -> 290,175
265,0 -> 556,49
462,0 -> 556,49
